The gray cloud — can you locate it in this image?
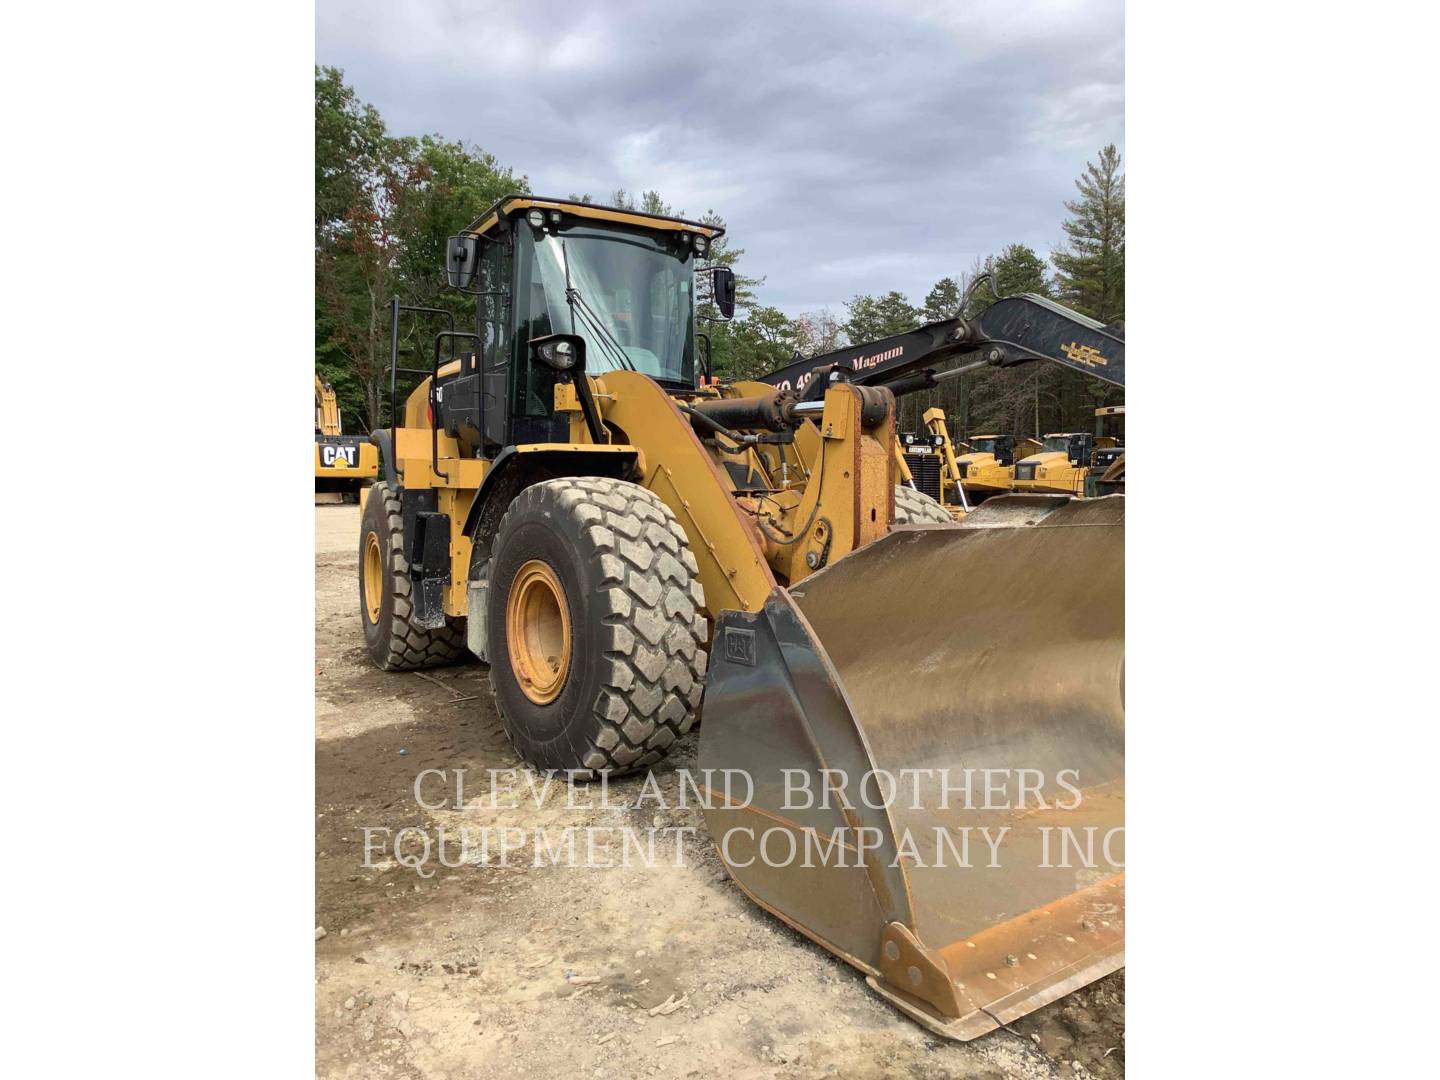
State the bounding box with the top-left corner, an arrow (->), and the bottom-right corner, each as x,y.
318,0 -> 1123,317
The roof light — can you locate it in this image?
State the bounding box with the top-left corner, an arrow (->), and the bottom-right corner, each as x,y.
693,234 -> 708,255
549,210 -> 561,224
526,209 -> 546,228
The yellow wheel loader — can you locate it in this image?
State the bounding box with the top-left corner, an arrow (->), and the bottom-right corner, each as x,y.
356,196 -> 1124,1039
315,375 -> 378,501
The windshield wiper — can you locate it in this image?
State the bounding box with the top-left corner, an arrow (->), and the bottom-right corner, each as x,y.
560,239 -> 635,372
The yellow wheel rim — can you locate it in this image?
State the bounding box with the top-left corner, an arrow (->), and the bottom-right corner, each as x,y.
363,532 -> 384,624
506,559 -> 572,705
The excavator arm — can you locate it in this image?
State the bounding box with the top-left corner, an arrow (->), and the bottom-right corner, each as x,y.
315,374 -> 344,437
760,287 -> 1124,396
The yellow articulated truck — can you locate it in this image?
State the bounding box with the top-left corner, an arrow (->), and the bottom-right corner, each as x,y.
955,434 -> 1043,500
355,195 -> 1124,1039
1013,406 -> 1124,496
954,432 -> 1017,499
315,375 -> 378,500
1010,432 -> 1095,495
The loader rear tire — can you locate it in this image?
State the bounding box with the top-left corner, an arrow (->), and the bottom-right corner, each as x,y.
893,484 -> 953,525
487,477 -> 707,776
358,482 -> 466,671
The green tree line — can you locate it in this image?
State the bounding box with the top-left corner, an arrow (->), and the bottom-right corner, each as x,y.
316,66 -> 526,430
317,68 -> 1123,440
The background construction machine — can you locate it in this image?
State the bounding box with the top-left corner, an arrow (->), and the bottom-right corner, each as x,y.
896,408 -> 974,518
1087,405 -> 1126,496
1011,432 -> 1096,495
956,433 -> 1046,500
897,412 -> 1052,515
759,290 -> 1123,515
315,375 -> 378,500
355,196 -> 1124,1040
1012,407 -> 1124,496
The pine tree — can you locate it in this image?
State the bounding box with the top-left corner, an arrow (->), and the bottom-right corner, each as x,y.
842,290 -> 921,344
921,278 -> 962,323
1052,145 -> 1125,323
959,244 -> 1060,440
964,244 -> 1052,314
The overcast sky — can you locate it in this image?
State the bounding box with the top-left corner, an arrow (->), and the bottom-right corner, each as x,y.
317,0 -> 1123,318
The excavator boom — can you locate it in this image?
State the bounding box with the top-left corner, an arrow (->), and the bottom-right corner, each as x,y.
760,290 -> 1124,396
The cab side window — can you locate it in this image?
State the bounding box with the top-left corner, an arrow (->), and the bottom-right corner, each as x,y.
479,239 -> 511,372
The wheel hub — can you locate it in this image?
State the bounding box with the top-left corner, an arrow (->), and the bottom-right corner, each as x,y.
363,532 -> 383,624
506,559 -> 572,704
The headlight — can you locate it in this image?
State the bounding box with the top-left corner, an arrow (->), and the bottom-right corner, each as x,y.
536,339 -> 576,370
904,434 -> 914,445
526,209 -> 546,228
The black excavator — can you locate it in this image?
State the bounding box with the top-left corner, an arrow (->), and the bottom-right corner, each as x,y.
758,281 -> 1124,514
760,282 -> 1124,404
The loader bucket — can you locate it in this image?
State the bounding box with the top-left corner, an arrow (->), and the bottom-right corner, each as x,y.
699,494 -> 1124,1039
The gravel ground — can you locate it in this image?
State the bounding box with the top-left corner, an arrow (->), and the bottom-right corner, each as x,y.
315,503 -> 1124,1079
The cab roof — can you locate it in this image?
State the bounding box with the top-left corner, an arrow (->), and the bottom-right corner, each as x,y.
463,194 -> 725,242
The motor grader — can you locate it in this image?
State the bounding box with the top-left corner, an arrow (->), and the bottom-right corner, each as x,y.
355,196 -> 1124,1040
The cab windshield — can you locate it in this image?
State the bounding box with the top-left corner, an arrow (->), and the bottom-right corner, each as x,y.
1042,435 -> 1075,453
520,222 -> 695,385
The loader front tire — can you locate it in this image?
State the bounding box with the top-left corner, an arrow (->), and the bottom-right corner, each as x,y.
358,482 -> 466,671
487,477 -> 707,776
893,484 -> 953,525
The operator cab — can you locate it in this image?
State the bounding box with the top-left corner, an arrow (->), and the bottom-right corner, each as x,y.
1094,404 -> 1125,451
1029,432 -> 1092,467
962,434 -> 1015,467
426,195 -> 736,453
1092,446 -> 1124,469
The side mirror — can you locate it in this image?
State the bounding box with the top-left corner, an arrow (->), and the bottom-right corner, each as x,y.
446,234 -> 480,290
711,266 -> 737,320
